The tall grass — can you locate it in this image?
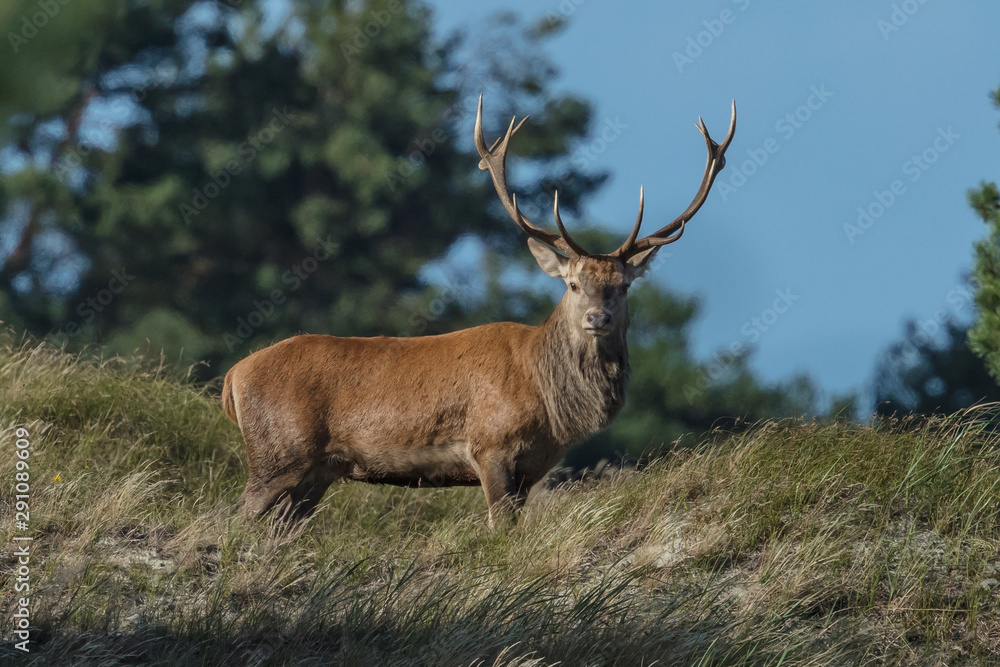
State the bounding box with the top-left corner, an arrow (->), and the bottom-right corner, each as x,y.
1,333 -> 999,665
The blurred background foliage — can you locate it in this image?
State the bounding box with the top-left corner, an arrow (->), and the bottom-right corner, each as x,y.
0,0 -> 997,466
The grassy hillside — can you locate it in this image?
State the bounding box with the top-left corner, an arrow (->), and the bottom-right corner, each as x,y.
1,334 -> 1000,666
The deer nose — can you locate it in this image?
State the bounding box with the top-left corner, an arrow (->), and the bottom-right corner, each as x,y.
584,310 -> 612,330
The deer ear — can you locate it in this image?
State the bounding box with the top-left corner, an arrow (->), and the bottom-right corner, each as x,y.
624,247 -> 659,281
527,238 -> 570,278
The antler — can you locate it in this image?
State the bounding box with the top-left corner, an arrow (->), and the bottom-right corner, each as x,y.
475,95 -> 590,258
612,101 -> 737,260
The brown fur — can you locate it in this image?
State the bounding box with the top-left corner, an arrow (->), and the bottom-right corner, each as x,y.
223,252 -> 648,526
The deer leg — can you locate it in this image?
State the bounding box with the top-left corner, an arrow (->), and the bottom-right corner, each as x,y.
283,465 -> 341,521
247,466 -> 343,523
240,483 -> 283,519
238,411 -> 340,521
241,467 -> 307,519
475,453 -> 529,528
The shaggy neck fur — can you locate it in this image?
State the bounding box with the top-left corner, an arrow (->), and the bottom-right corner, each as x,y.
531,297 -> 630,446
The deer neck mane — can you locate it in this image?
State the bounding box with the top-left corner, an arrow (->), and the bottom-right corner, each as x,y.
531,299 -> 630,446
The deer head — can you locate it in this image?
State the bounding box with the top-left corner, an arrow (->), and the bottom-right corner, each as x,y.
474,95 -> 737,341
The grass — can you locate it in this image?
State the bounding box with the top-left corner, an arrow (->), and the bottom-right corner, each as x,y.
1,332 -> 999,665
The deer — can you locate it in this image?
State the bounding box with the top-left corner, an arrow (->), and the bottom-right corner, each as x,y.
221,95 -> 736,526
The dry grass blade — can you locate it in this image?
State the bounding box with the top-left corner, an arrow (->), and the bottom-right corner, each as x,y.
2,332 -> 1000,665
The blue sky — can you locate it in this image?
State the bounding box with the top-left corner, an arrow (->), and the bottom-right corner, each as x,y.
430,0 -> 1000,407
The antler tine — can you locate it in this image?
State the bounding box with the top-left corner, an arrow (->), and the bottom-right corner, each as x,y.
552,191 -> 588,258
615,101 -> 736,258
475,94 -> 590,258
612,186 -> 645,258
509,193 -> 544,241
474,94 -> 491,156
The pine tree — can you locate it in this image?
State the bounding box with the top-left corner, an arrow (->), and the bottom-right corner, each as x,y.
968,85 -> 1000,382
0,1 -> 603,372
875,317 -> 1000,417
969,183 -> 1000,380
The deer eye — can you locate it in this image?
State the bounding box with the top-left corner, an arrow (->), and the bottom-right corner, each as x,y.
569,282 -> 579,292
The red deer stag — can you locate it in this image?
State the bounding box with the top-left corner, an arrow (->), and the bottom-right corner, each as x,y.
222,95 -> 736,525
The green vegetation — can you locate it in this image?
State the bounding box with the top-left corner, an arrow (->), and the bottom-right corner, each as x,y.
1,2 -> 998,663
874,318 -> 1000,418
2,335 -> 999,665
0,0 -> 817,467
868,82 -> 1000,422
0,0 -> 607,362
969,85 -> 1000,382
873,81 -> 1000,420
